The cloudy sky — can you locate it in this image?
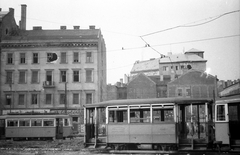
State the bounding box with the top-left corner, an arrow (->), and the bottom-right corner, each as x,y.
1,0 -> 239,84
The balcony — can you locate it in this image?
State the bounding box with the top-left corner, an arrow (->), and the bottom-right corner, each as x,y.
43,81 -> 55,88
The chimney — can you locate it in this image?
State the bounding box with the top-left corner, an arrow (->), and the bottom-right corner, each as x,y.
60,26 -> 67,30
73,26 -> 80,30
20,4 -> 27,30
89,25 -> 95,29
33,26 -> 42,30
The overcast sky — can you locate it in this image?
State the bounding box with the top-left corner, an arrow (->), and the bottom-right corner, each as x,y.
1,0 -> 239,84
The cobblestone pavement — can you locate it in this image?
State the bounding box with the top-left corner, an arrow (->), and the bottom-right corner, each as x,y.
0,137 -> 105,155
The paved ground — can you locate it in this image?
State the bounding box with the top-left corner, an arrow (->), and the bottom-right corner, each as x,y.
0,137 -> 101,155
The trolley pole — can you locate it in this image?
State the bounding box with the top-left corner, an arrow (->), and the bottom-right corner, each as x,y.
65,82 -> 67,114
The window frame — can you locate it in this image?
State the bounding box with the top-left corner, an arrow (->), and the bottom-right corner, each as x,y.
18,94 -> 25,105
60,70 -> 67,83
73,93 -> 79,105
31,94 -> 38,105
73,70 -> 80,82
31,70 -> 39,84
86,52 -> 93,63
45,94 -> 52,105
73,52 -> 80,63
215,104 -> 228,122
19,70 -> 27,84
6,71 -> 13,84
20,53 -> 26,64
86,69 -> 93,83
7,53 -> 14,64
60,52 -> 67,63
32,53 -> 39,64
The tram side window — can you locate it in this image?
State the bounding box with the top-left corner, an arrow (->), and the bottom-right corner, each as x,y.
7,120 -> 18,127
130,109 -> 150,123
64,118 -> 69,126
43,119 -> 54,126
216,105 -> 226,121
109,110 -> 127,123
153,109 -> 174,123
31,119 -> 42,127
19,120 -> 30,127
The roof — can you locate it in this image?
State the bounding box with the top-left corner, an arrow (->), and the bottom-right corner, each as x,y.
185,48 -> 204,53
128,72 -> 156,85
0,11 -> 9,21
131,53 -> 206,73
2,28 -> 101,41
84,97 -> 212,108
0,114 -> 70,119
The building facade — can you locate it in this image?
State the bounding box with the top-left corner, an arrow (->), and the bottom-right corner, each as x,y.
128,49 -> 207,98
167,70 -> 217,99
0,5 -> 107,124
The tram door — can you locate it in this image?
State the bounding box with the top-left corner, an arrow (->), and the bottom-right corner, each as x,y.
85,107 -> 106,144
56,118 -> 63,139
0,119 -> 5,139
178,103 -> 209,145
228,103 -> 240,145
85,108 -> 95,142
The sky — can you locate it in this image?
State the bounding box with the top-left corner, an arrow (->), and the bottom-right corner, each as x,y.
1,0 -> 239,84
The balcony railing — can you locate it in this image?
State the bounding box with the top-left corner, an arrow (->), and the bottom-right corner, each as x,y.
43,81 -> 55,88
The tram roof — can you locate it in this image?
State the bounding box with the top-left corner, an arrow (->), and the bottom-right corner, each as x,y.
84,97 -> 212,108
0,114 -> 70,119
216,94 -> 240,104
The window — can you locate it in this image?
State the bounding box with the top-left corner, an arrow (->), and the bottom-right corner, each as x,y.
61,52 -> 67,63
60,71 -> 67,82
86,52 -> 93,63
73,94 -> 79,104
43,119 -> 54,126
32,94 -> 38,105
47,53 -> 57,62
60,94 -> 65,104
5,94 -> 12,105
7,53 -> 13,64
177,89 -> 183,96
19,71 -> 26,83
31,119 -> 42,126
64,118 -> 69,126
86,69 -> 93,82
6,71 -> 13,84
186,88 -> 191,97
73,70 -> 80,82
31,70 -> 39,83
33,53 -> 39,64
7,120 -> 18,127
153,108 -> 174,123
18,94 -> 25,105
20,53 -> 26,64
73,52 -> 79,62
229,105 -> 239,121
19,120 -> 30,126
175,66 -> 179,70
130,107 -> 150,123
109,108 -> 128,123
216,105 -> 226,121
163,66 -> 169,71
46,71 -> 53,83
72,117 -> 78,122
46,94 -> 52,104
86,93 -> 92,104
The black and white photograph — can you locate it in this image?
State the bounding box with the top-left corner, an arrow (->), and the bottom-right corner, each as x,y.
0,0 -> 239,154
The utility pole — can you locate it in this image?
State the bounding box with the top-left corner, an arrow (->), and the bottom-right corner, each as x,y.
65,82 -> 67,114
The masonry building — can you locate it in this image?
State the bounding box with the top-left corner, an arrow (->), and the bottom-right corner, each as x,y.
0,5 -> 107,124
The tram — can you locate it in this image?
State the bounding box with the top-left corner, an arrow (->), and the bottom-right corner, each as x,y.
215,94 -> 240,150
0,113 -> 72,140
83,97 -> 214,150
